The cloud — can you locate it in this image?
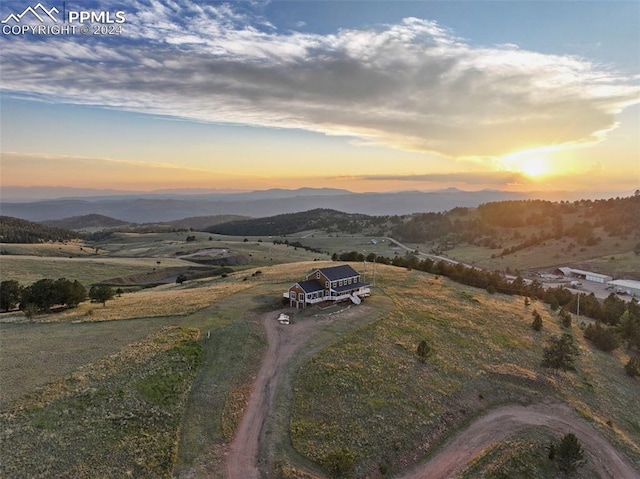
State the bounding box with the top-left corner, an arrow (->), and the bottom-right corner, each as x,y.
1,0 -> 638,158
0,151 -> 235,188
335,171 -> 530,186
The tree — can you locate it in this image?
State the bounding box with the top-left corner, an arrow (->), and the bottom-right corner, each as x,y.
616,310 -> 640,350
584,322 -> 620,353
176,273 -> 188,284
416,339 -> 432,362
625,356 -> 640,378
21,279 -> 57,312
541,333 -> 580,370
559,308 -> 572,328
532,310 -> 543,331
89,285 -> 114,306
0,280 -> 22,312
556,433 -> 584,473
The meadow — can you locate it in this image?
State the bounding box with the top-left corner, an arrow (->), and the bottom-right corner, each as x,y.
1,252 -> 639,478
288,266 -> 640,477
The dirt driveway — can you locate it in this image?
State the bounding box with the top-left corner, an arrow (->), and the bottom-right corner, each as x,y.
225,312 -> 639,479
226,309 -> 324,479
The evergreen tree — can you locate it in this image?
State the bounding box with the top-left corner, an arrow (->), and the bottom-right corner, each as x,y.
542,333 -> 580,370
625,356 -> 640,378
556,433 -> 584,473
532,310 -> 543,331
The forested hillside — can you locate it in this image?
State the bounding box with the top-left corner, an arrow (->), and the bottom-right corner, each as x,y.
41,214 -> 129,230
208,208 -> 393,236
0,216 -> 80,243
391,196 -> 640,244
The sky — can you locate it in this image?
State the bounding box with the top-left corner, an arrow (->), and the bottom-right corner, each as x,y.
1,0 -> 639,197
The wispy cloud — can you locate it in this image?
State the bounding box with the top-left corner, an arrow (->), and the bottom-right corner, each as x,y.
1,0 -> 638,159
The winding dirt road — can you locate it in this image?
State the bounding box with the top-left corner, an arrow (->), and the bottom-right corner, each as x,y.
225,311 -> 639,479
396,397 -> 640,479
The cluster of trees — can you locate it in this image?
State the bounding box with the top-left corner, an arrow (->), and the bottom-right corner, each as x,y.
1,278 -> 86,314
274,239 -> 326,255
1,279 -> 116,315
0,216 -> 79,243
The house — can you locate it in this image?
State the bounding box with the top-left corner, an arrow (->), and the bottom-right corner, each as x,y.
284,264 -> 371,309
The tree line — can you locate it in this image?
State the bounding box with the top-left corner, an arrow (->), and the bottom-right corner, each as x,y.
335,251 -> 640,355
0,279 -> 114,316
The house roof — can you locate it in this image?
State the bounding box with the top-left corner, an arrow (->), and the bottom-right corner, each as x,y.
316,264 -> 360,281
295,279 -> 325,293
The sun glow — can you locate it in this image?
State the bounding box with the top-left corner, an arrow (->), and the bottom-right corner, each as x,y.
520,156 -> 548,177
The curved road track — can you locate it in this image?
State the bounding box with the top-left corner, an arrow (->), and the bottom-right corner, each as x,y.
225,312 -> 640,479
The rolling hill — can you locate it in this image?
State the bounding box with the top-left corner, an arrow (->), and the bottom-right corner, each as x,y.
41,214 -> 129,230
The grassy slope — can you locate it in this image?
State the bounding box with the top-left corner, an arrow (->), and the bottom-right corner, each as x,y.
460,429 -> 600,479
289,265 -> 640,477
441,228 -> 640,277
2,259 -> 639,478
0,326 -> 201,478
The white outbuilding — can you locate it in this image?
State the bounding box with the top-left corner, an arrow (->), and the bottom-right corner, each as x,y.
607,280 -> 640,298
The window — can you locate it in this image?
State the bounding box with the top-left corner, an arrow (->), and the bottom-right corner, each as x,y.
325,281 -> 329,288
339,280 -> 343,286
299,292 -> 303,301
348,278 -> 352,284
316,271 -> 321,279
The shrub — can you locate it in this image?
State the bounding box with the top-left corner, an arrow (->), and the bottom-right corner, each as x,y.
532,310 -> 543,331
559,308 -> 572,328
416,339 -> 432,362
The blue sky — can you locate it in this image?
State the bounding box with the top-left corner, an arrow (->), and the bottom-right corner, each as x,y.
1,1 -> 638,196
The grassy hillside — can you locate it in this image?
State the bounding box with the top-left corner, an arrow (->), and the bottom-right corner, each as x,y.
1,260 -> 638,478
0,326 -> 201,478
289,265 -> 640,477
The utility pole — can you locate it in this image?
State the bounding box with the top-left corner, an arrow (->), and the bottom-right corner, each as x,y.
371,259 -> 376,287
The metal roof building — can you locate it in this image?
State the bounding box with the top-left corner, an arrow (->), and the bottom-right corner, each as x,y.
607,280 -> 640,298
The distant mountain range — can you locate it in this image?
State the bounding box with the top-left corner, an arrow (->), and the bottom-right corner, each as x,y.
0,187 -> 634,223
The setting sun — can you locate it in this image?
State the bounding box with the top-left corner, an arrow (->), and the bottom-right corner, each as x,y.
520,156 -> 548,177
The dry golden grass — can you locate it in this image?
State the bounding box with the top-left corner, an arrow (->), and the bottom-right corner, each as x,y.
53,278 -> 255,322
